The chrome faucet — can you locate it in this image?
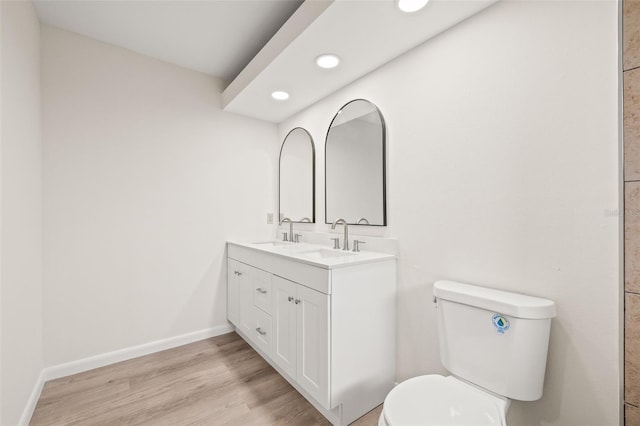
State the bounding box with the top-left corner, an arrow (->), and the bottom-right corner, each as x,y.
331,218 -> 349,251
279,217 -> 294,242
356,217 -> 370,225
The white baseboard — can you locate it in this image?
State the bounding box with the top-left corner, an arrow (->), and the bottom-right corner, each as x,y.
18,370 -> 45,426
43,324 -> 234,381
19,324 -> 235,425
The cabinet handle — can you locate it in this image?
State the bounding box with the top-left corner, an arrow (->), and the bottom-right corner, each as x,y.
234,271 -> 242,276
256,288 -> 267,294
256,327 -> 267,335
288,296 -> 294,302
294,299 -> 300,304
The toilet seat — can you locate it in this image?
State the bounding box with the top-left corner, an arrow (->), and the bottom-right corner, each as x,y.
381,375 -> 508,426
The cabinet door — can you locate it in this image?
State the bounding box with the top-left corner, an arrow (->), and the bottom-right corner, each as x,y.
227,259 -> 243,326
237,263 -> 254,337
273,276 -> 297,378
296,284 -> 330,408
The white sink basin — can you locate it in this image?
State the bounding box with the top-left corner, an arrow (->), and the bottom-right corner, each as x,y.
253,241 -> 290,247
299,249 -> 356,259
252,241 -> 312,252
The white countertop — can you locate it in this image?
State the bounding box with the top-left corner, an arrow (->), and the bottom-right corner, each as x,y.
227,240 -> 395,269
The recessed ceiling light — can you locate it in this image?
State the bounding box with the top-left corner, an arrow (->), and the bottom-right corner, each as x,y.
271,91 -> 290,101
315,54 -> 340,69
397,0 -> 429,13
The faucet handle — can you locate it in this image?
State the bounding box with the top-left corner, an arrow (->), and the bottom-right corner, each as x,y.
352,240 -> 366,252
330,237 -> 340,250
282,232 -> 289,242
293,233 -> 302,243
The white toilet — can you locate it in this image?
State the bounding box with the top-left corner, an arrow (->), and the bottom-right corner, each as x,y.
380,280 -> 556,426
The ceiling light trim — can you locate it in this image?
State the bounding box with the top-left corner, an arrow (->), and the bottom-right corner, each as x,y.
315,53 -> 340,69
271,91 -> 290,101
396,0 -> 430,13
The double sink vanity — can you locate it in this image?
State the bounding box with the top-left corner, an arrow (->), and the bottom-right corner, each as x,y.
227,98 -> 395,425
226,240 -> 396,425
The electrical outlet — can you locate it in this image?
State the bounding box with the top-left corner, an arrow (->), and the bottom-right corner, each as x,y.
267,213 -> 274,224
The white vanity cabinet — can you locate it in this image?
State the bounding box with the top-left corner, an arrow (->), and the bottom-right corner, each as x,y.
226,242 -> 396,426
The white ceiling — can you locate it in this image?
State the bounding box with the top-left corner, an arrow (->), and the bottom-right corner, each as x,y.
223,0 -> 498,122
34,0 -> 498,124
33,0 -> 303,84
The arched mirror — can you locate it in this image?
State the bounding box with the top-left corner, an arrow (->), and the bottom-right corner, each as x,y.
279,127 -> 315,223
325,99 -> 386,226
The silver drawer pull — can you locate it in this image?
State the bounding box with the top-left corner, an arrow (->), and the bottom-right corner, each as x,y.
256,327 -> 267,336
294,299 -> 300,304
288,296 -> 294,302
256,288 -> 267,294
234,271 -> 242,276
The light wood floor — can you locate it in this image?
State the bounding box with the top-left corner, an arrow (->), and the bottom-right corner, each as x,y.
30,332 -> 383,425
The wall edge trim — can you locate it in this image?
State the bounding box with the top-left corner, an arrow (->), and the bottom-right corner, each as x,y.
18,370 -> 45,426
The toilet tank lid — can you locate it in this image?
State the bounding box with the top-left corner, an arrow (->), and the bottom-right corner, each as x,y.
433,280 -> 556,319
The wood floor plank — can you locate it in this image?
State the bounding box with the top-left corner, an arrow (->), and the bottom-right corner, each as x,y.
352,405 -> 383,426
30,332 -> 382,425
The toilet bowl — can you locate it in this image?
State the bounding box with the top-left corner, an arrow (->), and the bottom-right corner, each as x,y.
379,375 -> 509,426
378,280 -> 556,426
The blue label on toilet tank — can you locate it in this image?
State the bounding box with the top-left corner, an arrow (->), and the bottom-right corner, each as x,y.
492,314 -> 510,334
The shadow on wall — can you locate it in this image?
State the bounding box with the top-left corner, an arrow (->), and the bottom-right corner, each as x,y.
212,246 -> 229,326
395,276 -> 445,381
172,244 -> 229,333
507,321 -> 568,426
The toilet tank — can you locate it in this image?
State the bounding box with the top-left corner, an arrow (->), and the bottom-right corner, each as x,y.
433,280 -> 556,401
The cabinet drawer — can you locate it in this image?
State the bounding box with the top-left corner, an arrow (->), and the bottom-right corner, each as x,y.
253,307 -> 272,356
253,272 -> 272,315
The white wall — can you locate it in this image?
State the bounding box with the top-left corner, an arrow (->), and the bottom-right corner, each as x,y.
0,1 -> 44,425
41,26 -> 278,366
279,1 -> 620,425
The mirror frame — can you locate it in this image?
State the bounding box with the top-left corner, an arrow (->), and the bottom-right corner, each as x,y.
278,127 -> 316,223
324,99 -> 387,226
